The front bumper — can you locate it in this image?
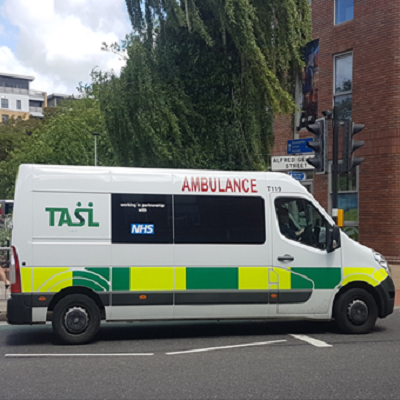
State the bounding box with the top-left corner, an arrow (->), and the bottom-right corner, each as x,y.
376,276 -> 395,318
7,294 -> 32,324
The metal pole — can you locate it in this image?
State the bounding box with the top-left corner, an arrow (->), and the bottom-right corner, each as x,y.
93,132 -> 99,166
332,107 -> 339,224
94,135 -> 97,167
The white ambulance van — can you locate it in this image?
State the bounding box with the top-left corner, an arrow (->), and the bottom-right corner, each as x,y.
7,164 -> 395,344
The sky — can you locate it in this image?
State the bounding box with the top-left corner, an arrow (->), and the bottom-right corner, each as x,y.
0,0 -> 131,94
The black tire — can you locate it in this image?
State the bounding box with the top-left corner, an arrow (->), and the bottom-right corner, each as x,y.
334,288 -> 378,334
52,294 -> 101,345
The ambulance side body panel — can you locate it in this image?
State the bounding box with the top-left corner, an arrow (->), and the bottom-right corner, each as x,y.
10,164 -> 393,328
13,165 -> 300,323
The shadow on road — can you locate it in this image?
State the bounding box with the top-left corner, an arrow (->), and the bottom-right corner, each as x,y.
95,319 -> 341,343
5,325 -> 54,346
4,318 -> 387,346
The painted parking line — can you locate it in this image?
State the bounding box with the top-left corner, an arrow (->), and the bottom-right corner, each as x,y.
166,340 -> 287,355
5,353 -> 154,358
290,334 -> 332,348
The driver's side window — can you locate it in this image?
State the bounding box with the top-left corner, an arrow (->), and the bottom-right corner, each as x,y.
275,197 -> 329,250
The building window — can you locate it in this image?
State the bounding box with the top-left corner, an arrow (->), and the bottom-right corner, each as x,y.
1,98 -> 9,109
0,77 -> 29,90
29,100 -> 42,108
329,164 -> 359,241
335,0 -> 353,25
16,100 -> 21,110
334,52 -> 352,120
2,115 -> 9,124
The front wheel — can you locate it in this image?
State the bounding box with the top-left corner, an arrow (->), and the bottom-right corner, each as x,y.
52,294 -> 101,345
334,288 -> 378,334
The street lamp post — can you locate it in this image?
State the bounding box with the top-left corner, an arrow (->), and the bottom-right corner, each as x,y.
93,132 -> 100,166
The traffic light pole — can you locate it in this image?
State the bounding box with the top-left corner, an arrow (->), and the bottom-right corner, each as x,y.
331,108 -> 339,224
306,108 -> 364,226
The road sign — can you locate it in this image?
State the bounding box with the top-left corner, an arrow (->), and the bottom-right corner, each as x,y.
271,155 -> 315,171
288,172 -> 306,181
287,138 -> 313,154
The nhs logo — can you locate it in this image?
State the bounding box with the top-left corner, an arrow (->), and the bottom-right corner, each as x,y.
131,224 -> 154,235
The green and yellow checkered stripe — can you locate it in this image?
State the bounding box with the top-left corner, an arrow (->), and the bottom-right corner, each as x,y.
19,265 -> 388,293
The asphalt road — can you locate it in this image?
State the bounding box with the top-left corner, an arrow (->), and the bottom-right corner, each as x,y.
0,310 -> 400,400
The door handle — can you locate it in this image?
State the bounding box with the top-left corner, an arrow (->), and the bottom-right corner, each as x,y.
277,254 -> 294,262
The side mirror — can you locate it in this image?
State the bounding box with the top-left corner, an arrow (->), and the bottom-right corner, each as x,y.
326,224 -> 341,253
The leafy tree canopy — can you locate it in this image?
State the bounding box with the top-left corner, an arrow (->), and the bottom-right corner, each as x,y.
97,0 -> 311,171
0,89 -> 116,198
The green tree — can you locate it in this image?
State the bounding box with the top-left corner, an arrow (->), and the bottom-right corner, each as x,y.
0,89 -> 116,198
0,116 -> 44,165
98,0 -> 311,170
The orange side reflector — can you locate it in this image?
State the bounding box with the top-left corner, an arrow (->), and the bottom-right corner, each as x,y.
139,295 -> 147,300
38,296 -> 47,301
271,294 -> 278,299
337,209 -> 344,227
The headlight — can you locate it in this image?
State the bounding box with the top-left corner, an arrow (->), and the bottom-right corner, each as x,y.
373,251 -> 391,275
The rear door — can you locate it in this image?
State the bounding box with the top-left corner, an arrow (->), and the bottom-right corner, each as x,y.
270,193 -> 342,316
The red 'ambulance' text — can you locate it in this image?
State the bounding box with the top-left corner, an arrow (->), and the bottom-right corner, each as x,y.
181,177 -> 258,193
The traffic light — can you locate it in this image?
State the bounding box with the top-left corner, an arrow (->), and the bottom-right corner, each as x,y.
306,118 -> 328,173
342,119 -> 365,173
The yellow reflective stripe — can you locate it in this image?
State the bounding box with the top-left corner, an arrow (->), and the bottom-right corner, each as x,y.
130,267 -> 173,291
33,268 -> 72,292
380,269 -> 388,280
175,267 -> 186,290
20,267 -> 32,293
272,267 -> 291,290
342,267 -> 389,287
238,267 -> 269,290
44,273 -> 73,292
373,269 -> 388,283
344,267 -> 375,277
342,273 -> 379,287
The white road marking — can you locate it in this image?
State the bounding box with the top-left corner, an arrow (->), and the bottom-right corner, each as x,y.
290,334 -> 332,348
166,339 -> 287,355
5,353 -> 154,358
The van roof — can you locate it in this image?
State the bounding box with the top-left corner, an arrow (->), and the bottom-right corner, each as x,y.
17,164 -> 309,195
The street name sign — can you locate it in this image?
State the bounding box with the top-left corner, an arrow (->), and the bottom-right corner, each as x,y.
271,155 -> 315,171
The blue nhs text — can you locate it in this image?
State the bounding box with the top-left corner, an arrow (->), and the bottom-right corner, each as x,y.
131,224 -> 154,234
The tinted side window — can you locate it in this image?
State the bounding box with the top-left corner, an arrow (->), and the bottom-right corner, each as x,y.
174,195 -> 265,244
112,194 -> 172,244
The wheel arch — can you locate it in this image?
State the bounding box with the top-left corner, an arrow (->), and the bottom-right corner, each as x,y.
333,281 -> 385,318
48,286 -> 106,320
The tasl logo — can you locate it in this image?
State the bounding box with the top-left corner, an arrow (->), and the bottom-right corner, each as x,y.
131,224 -> 154,235
45,202 -> 99,227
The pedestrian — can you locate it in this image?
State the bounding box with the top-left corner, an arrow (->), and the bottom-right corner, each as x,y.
0,255 -> 10,289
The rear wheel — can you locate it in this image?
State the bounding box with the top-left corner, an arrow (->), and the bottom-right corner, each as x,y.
52,294 -> 101,345
334,288 -> 378,334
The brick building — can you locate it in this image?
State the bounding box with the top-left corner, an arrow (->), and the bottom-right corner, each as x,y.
272,0 -> 400,262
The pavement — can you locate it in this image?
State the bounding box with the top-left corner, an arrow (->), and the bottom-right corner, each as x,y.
1,265 -> 400,322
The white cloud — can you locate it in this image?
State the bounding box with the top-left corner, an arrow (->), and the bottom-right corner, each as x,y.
0,0 -> 131,94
